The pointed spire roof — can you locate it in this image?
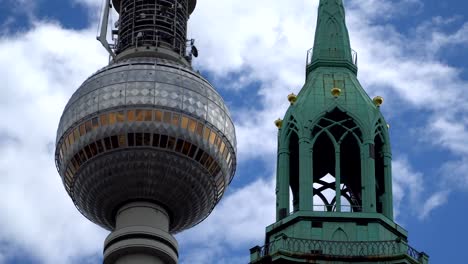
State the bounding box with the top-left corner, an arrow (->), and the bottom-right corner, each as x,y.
308,0 -> 357,74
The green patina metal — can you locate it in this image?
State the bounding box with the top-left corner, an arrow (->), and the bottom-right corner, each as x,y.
250,0 -> 429,263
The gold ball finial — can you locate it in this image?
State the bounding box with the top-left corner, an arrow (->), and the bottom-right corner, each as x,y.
331,87 -> 342,97
274,118 -> 283,129
373,96 -> 384,107
288,93 -> 297,104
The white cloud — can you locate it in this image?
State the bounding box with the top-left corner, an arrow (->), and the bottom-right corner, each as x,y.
0,22 -> 108,263
177,177 -> 275,264
420,191 -> 449,219
392,158 -> 447,219
442,157 -> 468,190
347,0 -> 424,20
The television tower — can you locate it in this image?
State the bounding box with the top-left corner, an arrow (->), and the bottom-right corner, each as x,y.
55,1 -> 236,263
249,0 -> 428,263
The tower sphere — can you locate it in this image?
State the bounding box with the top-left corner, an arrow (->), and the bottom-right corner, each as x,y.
55,56 -> 237,233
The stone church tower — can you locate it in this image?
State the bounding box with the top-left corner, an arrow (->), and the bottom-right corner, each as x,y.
249,0 -> 429,263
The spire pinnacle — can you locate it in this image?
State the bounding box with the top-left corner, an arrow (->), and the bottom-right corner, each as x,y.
308,0 -> 357,74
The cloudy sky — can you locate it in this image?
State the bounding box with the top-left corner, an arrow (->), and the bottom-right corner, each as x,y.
0,0 -> 467,263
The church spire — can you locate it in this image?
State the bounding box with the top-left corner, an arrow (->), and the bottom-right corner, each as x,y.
309,0 -> 357,74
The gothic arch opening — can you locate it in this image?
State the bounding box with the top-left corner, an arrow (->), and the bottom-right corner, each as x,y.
313,132 -> 335,211
340,132 -> 362,212
375,132 -> 385,214
312,109 -> 363,212
289,131 -> 299,213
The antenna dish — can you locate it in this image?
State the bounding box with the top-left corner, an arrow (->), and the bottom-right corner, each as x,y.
191,46 -> 199,58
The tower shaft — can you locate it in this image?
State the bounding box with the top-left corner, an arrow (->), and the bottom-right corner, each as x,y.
104,202 -> 178,264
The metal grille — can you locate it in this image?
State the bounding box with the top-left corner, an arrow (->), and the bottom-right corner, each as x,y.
253,237 -> 424,263
117,0 -> 189,55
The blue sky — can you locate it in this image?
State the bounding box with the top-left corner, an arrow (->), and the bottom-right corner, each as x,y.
0,0 -> 467,263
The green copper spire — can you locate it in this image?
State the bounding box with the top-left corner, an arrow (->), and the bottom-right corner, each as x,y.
249,0 -> 429,263
309,0 -> 357,74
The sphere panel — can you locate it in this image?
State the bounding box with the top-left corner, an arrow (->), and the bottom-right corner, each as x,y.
125,82 -> 155,105
154,84 -> 183,109
207,101 -> 226,134
98,83 -> 126,110
106,70 -> 128,84
182,89 -> 208,119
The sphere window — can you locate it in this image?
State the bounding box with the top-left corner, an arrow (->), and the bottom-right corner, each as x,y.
96,140 -> 105,153
128,133 -> 135,146
203,127 -> 210,141
68,133 -> 74,146
181,116 -> 189,129
220,141 -> 225,154
167,136 -> 176,150
85,120 -> 93,133
110,135 -> 119,148
116,111 -> 125,123
188,119 -> 197,132
84,145 -> 92,158
135,110 -> 144,121
182,141 -> 192,155
144,110 -> 152,121
209,131 -> 216,145
119,135 -> 127,147
89,143 -> 98,156
135,133 -> 143,146
78,150 -> 87,162
152,134 -> 160,147
73,154 -> 82,167
175,139 -> 184,152
79,124 -> 86,136
200,152 -> 208,165
154,110 -> 163,122
100,114 -> 109,126
188,144 -> 197,158
73,128 -> 80,141
172,113 -> 180,126
196,122 -> 204,136
92,117 -> 99,129
163,112 -> 172,123
214,135 -> 220,148
223,147 -> 229,160
71,158 -> 79,172
160,135 -> 168,148
109,113 -> 117,125
143,133 -> 151,146
127,110 -> 135,121
204,156 -> 214,168
194,149 -> 204,162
